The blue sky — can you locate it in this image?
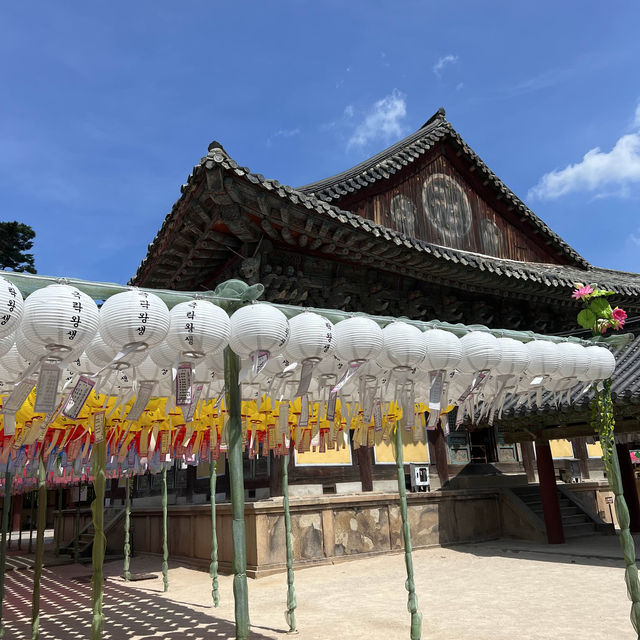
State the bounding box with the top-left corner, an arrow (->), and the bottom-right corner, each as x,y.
2,2 -> 639,284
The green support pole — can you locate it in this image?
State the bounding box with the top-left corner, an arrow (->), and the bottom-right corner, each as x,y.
31,459 -> 46,640
209,459 -> 220,607
609,445 -> 640,636
596,380 -> 640,638
282,454 -> 297,633
394,421 -> 422,640
28,494 -> 35,555
55,489 -> 62,557
162,467 -> 168,593
224,346 -> 250,640
74,492 -> 80,564
0,473 -> 14,640
90,439 -> 106,640
123,477 -> 131,581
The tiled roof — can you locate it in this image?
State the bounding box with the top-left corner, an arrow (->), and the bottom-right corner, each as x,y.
298,108 -> 588,268
131,115 -> 640,306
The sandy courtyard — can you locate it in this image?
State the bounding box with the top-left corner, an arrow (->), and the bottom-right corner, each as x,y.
1,537 -> 636,639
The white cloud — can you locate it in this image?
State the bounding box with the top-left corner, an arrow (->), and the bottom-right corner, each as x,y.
529,106 -> 640,200
347,90 -> 407,150
631,230 -> 640,247
344,104 -> 354,118
634,103 -> 640,129
266,127 -> 300,147
433,54 -> 458,77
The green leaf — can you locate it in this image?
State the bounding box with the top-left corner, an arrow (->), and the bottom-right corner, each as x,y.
589,289 -> 615,298
577,308 -> 597,330
589,297 -> 612,317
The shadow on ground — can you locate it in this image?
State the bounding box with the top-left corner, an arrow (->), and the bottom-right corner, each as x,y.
2,564 -> 274,639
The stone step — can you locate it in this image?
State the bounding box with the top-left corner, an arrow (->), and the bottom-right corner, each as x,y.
564,522 -> 597,537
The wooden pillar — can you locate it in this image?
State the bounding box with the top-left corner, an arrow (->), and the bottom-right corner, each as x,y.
535,441 -> 564,544
571,437 -> 591,480
356,447 -> 373,492
185,465 -> 197,504
269,451 -> 283,498
11,494 -> 22,545
520,441 -> 537,483
615,442 -> 640,534
427,427 -> 449,488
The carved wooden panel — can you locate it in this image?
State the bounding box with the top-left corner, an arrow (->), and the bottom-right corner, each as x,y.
346,154 -> 555,263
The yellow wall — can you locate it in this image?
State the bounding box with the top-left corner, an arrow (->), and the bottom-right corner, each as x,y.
550,439 -> 573,459
587,441 -> 603,459
374,428 -> 430,464
294,441 -> 353,466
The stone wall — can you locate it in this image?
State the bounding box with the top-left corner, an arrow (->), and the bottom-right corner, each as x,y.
122,490 -> 508,578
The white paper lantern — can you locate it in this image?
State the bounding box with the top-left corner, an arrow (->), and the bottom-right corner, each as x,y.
556,342 -> 590,379
420,329 -> 462,371
458,332 -> 501,374
229,304 -> 289,357
205,351 -> 226,377
0,277 -> 23,339
99,289 -> 170,352
2,345 -> 28,376
135,356 -> 161,381
22,284 -> 99,355
0,333 -> 14,360
584,345 -> 616,381
86,332 -> 147,369
376,322 -> 426,370
66,352 -> 95,375
15,327 -> 47,362
495,337 -> 530,376
285,312 -> 335,362
525,340 -> 560,378
166,300 -> 230,358
149,341 -> 180,368
262,353 -> 296,377
334,317 -> 384,363
315,354 -> 346,378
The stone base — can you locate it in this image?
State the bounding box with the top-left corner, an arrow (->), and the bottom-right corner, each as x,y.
99,488 -> 539,579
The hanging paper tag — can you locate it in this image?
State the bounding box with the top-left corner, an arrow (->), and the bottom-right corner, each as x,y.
34,363 -> 61,414
252,350 -> 270,376
373,400 -> 383,431
126,381 -> 155,422
2,378 -> 37,414
457,371 -> 488,405
62,375 -> 96,419
362,386 -> 375,425
530,376 -> 544,387
331,361 -> 363,394
175,363 -> 193,406
428,371 -> 444,415
299,395 -> 310,427
183,383 -> 204,422
160,430 -> 170,454
295,360 -> 315,398
93,412 -> 105,444
213,386 -> 225,409
278,403 -> 289,435
326,391 -> 337,421
3,413 -> 16,436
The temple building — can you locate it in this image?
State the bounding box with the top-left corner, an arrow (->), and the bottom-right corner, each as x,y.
131,107 -> 640,502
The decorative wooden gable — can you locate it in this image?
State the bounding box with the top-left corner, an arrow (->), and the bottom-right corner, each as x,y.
344,153 -> 556,262
299,109 -> 576,266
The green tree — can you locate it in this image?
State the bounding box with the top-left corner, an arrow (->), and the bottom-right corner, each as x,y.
0,221 -> 36,273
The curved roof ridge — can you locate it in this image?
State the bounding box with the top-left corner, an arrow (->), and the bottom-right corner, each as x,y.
297,109 -> 447,195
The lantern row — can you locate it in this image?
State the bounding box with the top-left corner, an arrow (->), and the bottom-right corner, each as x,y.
0,277 -> 616,491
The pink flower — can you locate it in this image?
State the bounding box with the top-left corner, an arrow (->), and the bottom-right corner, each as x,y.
572,285 -> 594,300
612,307 -> 627,324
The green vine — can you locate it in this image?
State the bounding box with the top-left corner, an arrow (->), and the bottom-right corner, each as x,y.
575,286 -> 640,638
